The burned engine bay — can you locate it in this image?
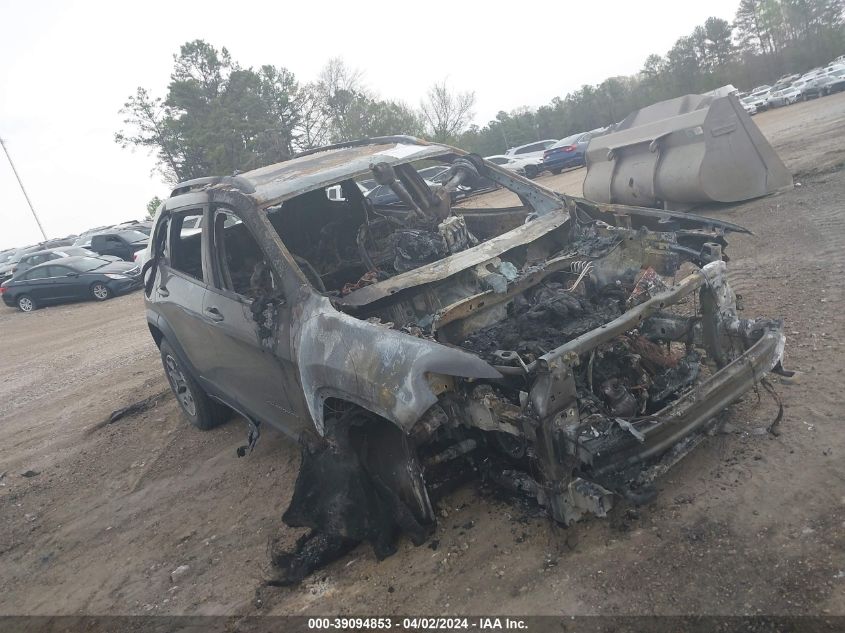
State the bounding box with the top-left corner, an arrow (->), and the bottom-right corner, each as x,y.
270,159 -> 787,584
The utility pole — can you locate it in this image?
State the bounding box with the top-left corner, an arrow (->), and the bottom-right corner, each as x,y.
0,136 -> 48,241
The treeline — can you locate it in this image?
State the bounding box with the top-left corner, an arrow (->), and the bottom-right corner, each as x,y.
458,0 -> 844,155
117,0 -> 844,182
116,43 -> 437,183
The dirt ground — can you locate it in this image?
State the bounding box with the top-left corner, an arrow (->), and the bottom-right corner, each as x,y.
1,93 -> 844,617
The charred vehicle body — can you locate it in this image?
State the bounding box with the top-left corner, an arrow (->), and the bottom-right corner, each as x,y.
142,136 -> 787,583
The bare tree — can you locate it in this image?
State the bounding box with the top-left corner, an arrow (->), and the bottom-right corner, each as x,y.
294,83 -> 331,150
420,79 -> 476,143
318,57 -> 364,96
317,58 -> 367,142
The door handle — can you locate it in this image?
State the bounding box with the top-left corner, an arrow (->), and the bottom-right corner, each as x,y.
205,306 -> 224,322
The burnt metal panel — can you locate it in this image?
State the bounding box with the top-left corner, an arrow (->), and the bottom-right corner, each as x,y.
338,210 -> 569,307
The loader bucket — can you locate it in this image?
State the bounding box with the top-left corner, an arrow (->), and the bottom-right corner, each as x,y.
582,92 -> 793,210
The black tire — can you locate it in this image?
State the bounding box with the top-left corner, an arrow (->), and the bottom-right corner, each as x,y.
90,282 -> 112,301
551,168 -> 562,175
524,165 -> 538,178
159,339 -> 229,430
17,294 -> 36,312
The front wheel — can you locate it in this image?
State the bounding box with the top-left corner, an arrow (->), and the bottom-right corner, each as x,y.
524,165 -> 538,178
91,282 -> 112,301
17,294 -> 36,312
159,339 -> 229,430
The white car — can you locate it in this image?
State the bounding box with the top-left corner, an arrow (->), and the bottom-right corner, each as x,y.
484,154 -> 544,178
504,139 -> 558,161
739,97 -> 758,115
745,93 -> 769,112
416,165 -> 451,182
133,244 -> 149,271
766,87 -> 801,107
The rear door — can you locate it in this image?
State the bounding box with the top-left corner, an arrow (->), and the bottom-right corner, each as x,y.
153,207 -> 213,379
20,267 -> 54,302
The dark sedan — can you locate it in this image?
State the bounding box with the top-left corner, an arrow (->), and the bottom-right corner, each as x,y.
1,256 -> 142,312
542,131 -> 603,174
819,68 -> 845,95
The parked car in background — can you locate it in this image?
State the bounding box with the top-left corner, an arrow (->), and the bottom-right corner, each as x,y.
767,87 -> 801,107
416,165 -> 451,182
739,96 -> 758,115
504,139 -> 558,162
790,77 -> 821,100
769,80 -> 791,94
73,226 -> 114,248
1,256 -> 142,312
0,249 -> 16,267
812,64 -> 845,78
745,93 -> 769,112
484,154 -> 544,177
114,220 -> 153,235
0,245 -> 44,282
817,67 -> 845,95
365,178 -> 455,206
14,246 -> 119,275
420,163 -> 497,195
542,131 -> 597,173
746,86 -> 771,111
89,230 -> 149,261
38,237 -> 76,249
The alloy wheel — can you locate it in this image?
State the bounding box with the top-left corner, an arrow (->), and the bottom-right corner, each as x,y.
92,283 -> 109,300
164,354 -> 197,417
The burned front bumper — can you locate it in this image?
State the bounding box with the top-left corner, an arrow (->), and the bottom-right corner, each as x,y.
542,320 -> 783,524
472,261 -> 785,524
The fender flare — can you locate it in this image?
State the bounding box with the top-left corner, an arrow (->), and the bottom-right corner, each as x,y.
146,310 -> 202,381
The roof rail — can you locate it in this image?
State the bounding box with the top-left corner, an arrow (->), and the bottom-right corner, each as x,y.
169,175 -> 256,198
168,136 -> 431,198
291,135 -> 429,160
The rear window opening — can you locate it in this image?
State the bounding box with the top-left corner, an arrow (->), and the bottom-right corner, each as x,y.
168,211 -> 204,282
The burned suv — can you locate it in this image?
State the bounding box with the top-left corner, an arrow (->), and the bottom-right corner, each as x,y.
143,136 -> 786,583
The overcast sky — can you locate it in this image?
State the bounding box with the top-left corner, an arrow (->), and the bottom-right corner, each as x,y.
1,0 -> 740,250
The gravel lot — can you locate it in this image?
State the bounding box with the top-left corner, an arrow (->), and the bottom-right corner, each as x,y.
1,93 -> 844,616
